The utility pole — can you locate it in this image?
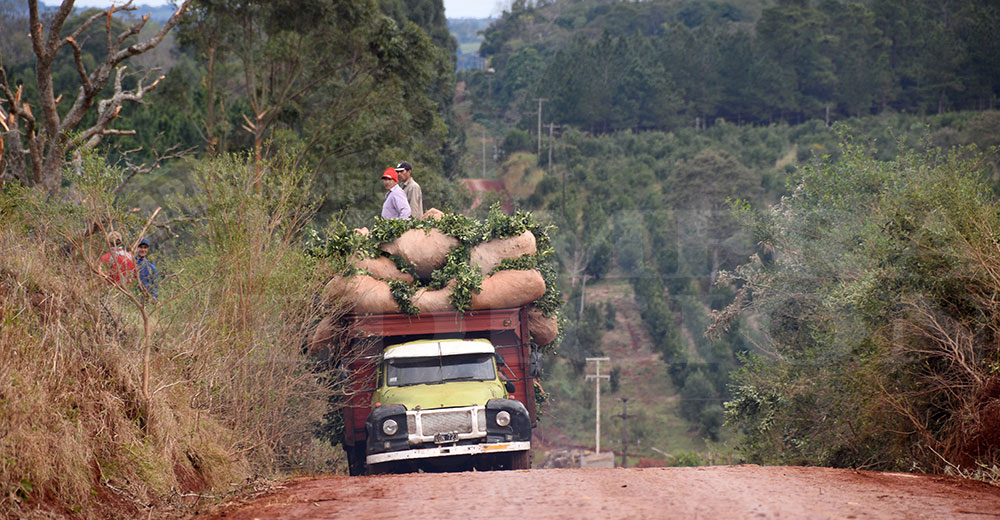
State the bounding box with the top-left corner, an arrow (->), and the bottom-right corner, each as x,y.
616,397 -> 634,468
585,357 -> 610,453
534,98 -> 548,155
548,121 -> 566,219
482,130 -> 487,177
547,122 -> 560,172
486,67 -> 495,104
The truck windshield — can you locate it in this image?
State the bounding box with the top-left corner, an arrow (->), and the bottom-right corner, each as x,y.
385,354 -> 496,387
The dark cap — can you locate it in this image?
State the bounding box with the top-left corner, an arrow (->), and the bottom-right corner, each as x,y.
138,238 -> 152,248
394,161 -> 412,172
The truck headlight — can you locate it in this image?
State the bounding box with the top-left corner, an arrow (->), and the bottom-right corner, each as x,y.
382,419 -> 399,436
495,410 -> 511,427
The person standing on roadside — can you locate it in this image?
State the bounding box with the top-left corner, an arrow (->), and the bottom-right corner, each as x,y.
99,231 -> 135,286
395,161 -> 423,217
135,238 -> 159,299
381,167 -> 411,219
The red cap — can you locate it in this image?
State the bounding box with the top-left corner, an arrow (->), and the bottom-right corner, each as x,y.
381,168 -> 398,182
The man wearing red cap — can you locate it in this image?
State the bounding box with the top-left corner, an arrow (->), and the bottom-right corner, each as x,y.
380,167 -> 411,219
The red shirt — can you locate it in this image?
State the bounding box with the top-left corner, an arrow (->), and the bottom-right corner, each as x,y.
100,247 -> 136,285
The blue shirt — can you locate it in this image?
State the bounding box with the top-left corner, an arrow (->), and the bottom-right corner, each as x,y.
136,257 -> 159,298
382,184 -> 411,219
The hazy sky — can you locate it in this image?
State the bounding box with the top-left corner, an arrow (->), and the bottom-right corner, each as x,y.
64,0 -> 501,19
443,0 -> 501,19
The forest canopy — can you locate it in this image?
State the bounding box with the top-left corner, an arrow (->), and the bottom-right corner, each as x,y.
471,0 -> 1000,133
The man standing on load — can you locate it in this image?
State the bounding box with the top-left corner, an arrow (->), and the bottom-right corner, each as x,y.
381,167 -> 411,219
395,161 -> 423,217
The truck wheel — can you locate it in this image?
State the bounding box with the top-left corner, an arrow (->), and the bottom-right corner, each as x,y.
510,450 -> 531,470
368,462 -> 392,475
346,445 -> 366,476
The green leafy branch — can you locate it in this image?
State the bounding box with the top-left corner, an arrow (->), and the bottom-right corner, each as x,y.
388,280 -> 419,315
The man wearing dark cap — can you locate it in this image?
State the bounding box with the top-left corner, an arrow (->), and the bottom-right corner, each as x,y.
395,161 -> 423,217
381,167 -> 411,219
135,237 -> 159,299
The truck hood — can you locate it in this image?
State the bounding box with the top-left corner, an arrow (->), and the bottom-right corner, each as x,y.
375,381 -> 506,410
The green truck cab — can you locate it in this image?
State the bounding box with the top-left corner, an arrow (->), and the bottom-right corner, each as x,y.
364,338 -> 532,472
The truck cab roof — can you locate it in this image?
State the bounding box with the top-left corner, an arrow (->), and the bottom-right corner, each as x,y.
383,338 -> 496,359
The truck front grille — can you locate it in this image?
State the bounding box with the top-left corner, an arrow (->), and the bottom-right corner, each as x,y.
406,406 -> 487,444
423,410 -> 473,434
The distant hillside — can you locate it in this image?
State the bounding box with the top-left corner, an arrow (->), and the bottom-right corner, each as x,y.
40,1 -> 178,23
448,17 -> 492,70
471,0 -> 1000,134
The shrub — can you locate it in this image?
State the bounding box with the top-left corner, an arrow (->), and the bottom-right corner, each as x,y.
0,153 -> 340,518
503,129 -> 534,155
718,136 -> 1000,472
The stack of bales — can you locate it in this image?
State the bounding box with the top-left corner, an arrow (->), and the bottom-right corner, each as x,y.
318,209 -> 560,348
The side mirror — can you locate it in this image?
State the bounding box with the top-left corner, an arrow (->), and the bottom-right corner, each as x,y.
505,381 -> 516,394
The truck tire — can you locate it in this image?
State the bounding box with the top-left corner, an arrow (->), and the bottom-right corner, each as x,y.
510,450 -> 531,470
346,444 -> 366,476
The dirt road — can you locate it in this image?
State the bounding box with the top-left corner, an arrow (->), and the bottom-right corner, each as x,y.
197,465 -> 1000,520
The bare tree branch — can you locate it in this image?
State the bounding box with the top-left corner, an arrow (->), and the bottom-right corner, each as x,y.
64,10 -> 107,46
111,138 -> 196,196
64,37 -> 93,93
1,0 -> 191,192
72,66 -> 165,150
116,14 -> 149,50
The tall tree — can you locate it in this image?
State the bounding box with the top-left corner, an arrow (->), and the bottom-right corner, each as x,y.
669,148 -> 760,286
819,1 -> 891,118
0,0 -> 190,192
755,0 -> 835,121
957,0 -> 1000,109
656,24 -> 722,127
178,0 -> 459,223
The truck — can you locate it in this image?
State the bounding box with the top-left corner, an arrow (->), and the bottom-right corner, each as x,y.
338,306 -> 540,475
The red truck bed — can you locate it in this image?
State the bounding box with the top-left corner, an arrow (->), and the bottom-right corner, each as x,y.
341,307 -> 536,448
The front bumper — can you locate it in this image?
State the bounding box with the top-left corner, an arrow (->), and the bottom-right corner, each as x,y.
365,399 -> 532,464
366,441 -> 530,465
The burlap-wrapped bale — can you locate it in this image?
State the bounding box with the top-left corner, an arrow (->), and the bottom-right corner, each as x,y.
309,314 -> 339,352
324,274 -> 400,314
355,256 -> 414,284
527,306 -> 558,346
380,228 -> 460,279
323,274 -> 352,303
470,270 -> 546,310
412,280 -> 457,313
470,230 -> 537,275
422,208 -> 444,220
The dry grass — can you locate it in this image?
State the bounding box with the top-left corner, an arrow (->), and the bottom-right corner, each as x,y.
0,223 -> 244,519
0,154 -> 344,518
